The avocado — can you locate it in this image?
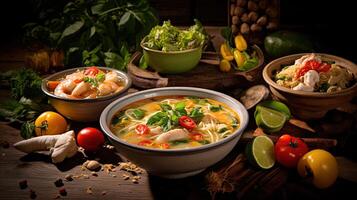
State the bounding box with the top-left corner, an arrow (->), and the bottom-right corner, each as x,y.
264,31 -> 314,58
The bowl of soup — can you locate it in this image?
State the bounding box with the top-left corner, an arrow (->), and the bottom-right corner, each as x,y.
263,53 -> 357,119
42,66 -> 131,122
100,87 -> 249,178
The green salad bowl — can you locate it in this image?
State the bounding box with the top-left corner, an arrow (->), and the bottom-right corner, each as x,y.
140,37 -> 202,74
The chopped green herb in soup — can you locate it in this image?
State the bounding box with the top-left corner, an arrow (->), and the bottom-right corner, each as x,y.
110,96 -> 240,149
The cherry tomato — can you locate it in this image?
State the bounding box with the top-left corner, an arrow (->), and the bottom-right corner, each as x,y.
84,66 -> 99,76
138,140 -> 153,147
35,111 -> 67,136
275,134 -> 308,168
190,132 -> 204,141
77,127 -> 105,152
297,149 -> 338,189
179,116 -> 196,130
135,124 -> 150,135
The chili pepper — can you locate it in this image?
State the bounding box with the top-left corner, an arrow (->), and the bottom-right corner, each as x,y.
84,66 -> 99,76
135,124 -> 150,135
179,116 -> 197,130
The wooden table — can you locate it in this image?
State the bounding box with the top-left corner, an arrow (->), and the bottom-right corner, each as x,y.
1,27 -> 357,200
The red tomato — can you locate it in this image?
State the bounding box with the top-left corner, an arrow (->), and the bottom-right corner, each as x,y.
179,116 -> 196,130
135,124 -> 150,135
190,132 -> 204,141
138,140 -> 153,147
275,134 -> 309,168
84,66 -> 99,76
73,79 -> 83,83
318,63 -> 331,72
305,60 -> 321,70
77,127 -> 105,152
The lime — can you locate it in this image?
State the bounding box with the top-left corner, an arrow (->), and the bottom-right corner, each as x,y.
256,100 -> 291,119
245,135 -> 275,169
255,106 -> 286,133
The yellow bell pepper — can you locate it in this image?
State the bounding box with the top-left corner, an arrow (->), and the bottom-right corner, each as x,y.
234,35 -> 247,51
219,59 -> 231,72
220,43 -> 234,61
233,50 -> 245,68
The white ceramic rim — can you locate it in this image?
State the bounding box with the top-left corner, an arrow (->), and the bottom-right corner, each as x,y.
100,87 -> 249,153
41,67 -> 132,102
263,53 -> 357,97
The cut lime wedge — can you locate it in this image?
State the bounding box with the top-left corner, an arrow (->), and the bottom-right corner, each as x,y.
256,100 -> 291,119
255,106 -> 286,133
246,135 -> 275,169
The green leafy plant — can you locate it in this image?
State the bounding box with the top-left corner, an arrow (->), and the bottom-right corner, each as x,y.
24,0 -> 158,70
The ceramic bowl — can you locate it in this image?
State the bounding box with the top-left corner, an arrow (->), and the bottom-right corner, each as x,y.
263,53 -> 357,119
100,87 -> 249,178
41,67 -> 131,122
140,37 -> 202,74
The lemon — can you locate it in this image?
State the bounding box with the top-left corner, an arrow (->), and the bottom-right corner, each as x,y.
245,135 -> 275,169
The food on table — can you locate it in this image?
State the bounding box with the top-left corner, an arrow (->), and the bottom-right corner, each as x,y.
254,105 -> 288,133
47,66 -> 125,99
110,96 -> 240,149
256,100 -> 291,119
239,85 -> 269,109
275,54 -> 355,92
83,160 -> 101,171
245,135 -> 275,169
77,127 -> 105,152
142,20 -> 206,52
264,31 -> 313,58
35,111 -> 67,136
14,130 -> 78,163
220,34 -> 259,72
297,149 -> 338,189
275,134 -> 308,168
219,59 -> 232,72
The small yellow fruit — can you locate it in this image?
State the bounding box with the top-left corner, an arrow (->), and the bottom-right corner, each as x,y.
234,35 -> 248,51
219,59 -> 231,72
220,43 -> 234,61
233,50 -> 245,68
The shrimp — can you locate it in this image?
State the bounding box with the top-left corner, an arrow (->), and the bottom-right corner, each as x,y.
71,81 -> 91,97
54,79 -> 77,98
105,71 -> 121,83
98,80 -> 121,96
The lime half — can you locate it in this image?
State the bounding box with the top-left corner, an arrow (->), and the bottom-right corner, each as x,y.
246,135 -> 275,169
256,100 -> 291,119
255,106 -> 287,133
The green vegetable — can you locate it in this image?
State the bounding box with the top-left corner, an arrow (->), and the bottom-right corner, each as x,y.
264,31 -> 314,58
23,0 -> 158,69
147,112 -> 167,125
160,104 -> 172,111
220,27 -> 234,48
210,105 -> 222,112
83,77 -> 98,87
143,19 -> 207,52
0,69 -> 43,100
175,102 -> 186,110
96,72 -> 105,82
20,121 -> 36,139
139,55 -> 148,69
318,83 -> 330,92
239,57 -> 259,71
170,139 -> 189,146
111,111 -> 128,125
198,140 -> 210,145
131,109 -> 145,120
189,107 -> 204,122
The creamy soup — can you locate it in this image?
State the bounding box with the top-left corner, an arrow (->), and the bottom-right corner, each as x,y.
110,96 -> 240,149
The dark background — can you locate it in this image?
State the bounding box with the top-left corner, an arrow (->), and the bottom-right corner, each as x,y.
0,0 -> 356,62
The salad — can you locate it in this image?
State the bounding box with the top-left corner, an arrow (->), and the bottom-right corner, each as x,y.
142,20 -> 207,52
275,54 -> 355,92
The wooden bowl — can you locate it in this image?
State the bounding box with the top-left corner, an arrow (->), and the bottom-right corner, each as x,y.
263,53 -> 357,119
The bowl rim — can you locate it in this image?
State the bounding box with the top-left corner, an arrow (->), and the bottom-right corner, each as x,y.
100,87 -> 249,153
41,66 -> 132,102
140,36 -> 203,54
263,53 -> 357,97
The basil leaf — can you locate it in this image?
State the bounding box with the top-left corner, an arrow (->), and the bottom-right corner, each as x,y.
189,107 -> 204,122
160,103 -> 172,111
210,105 -> 222,112
175,102 -> 186,110
131,109 -> 145,120
59,21 -> 84,41
147,112 -> 167,125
